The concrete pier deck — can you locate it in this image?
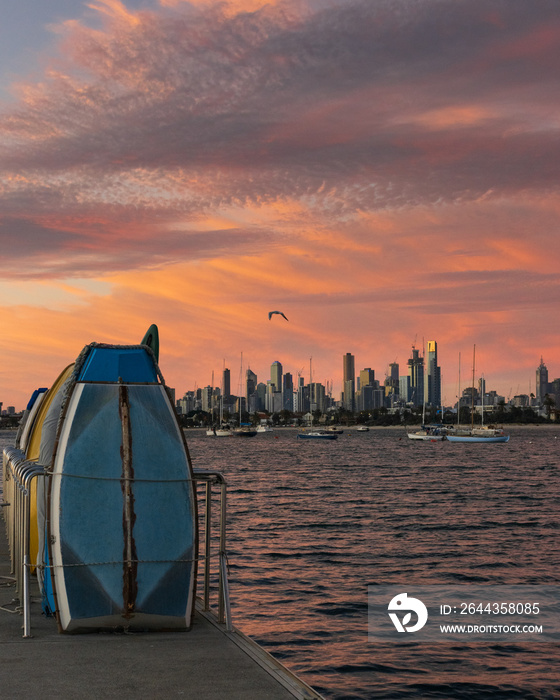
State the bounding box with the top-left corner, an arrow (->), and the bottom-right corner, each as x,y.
0,526 -> 322,699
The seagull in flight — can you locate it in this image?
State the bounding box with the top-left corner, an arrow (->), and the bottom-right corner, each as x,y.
268,310 -> 289,321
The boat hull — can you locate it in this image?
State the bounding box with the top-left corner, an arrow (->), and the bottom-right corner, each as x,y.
446,435 -> 510,443
47,345 -> 196,633
207,429 -> 232,437
297,432 -> 338,440
407,432 -> 445,441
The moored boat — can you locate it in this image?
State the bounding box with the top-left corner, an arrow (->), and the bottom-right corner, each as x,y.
407,424 -> 446,441
446,426 -> 509,443
447,346 -> 510,443
233,426 -> 258,437
206,426 -> 233,437
297,430 -> 338,440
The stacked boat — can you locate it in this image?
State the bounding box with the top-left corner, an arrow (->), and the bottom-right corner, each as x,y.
4,326 -> 196,633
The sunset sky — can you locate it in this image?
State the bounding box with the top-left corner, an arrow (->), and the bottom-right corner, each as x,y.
1,0 -> 559,410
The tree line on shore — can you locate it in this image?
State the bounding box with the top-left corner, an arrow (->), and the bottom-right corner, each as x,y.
177,403 -> 555,429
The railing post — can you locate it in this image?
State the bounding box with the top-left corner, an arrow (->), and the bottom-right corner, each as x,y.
218,482 -> 226,624
192,470 -> 232,629
204,481 -> 211,611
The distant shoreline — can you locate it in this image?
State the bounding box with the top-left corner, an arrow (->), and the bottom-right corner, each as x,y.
183,423 -> 559,432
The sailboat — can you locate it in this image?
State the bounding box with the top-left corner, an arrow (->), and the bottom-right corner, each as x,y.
233,352 -> 257,437
297,358 -> 338,440
206,370 -> 232,437
446,347 -> 509,443
407,347 -> 445,441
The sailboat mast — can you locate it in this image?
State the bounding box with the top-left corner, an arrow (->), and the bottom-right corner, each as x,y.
211,370 -> 215,425
471,345 -> 476,430
457,352 -> 461,428
239,351 -> 243,425
309,356 -> 313,424
481,373 -> 484,428
422,341 -> 426,426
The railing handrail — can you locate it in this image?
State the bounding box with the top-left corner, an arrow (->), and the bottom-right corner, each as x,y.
2,452 -> 233,637
192,469 -> 232,631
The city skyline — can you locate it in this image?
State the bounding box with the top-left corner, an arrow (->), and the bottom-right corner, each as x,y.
177,346 -> 555,411
1,1 -> 560,410
0,330 -> 556,412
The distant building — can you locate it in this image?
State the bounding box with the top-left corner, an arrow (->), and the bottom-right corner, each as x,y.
536,357 -> 549,404
177,390 -> 197,415
295,376 -> 309,413
271,361 -> 282,391
201,386 -> 212,412
246,368 -> 257,404
550,378 -> 560,406
359,368 -> 375,389
249,382 -> 266,412
357,368 -> 375,410
400,375 -> 412,403
311,382 -> 326,413
407,346 -> 424,407
222,367 -> 231,399
342,353 -> 355,411
343,379 -> 355,412
426,341 -> 441,408
283,372 -> 294,411
386,362 -> 399,398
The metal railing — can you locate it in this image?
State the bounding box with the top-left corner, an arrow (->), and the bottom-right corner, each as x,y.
192,469 -> 232,631
2,447 -> 45,637
2,451 -> 232,637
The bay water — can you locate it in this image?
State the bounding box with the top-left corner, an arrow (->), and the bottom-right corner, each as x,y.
188,426 -> 559,699
2,425 -> 558,698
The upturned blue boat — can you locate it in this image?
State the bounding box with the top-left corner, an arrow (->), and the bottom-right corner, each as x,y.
19,333 -> 197,633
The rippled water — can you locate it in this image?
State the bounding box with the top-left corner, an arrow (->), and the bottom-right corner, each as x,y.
2,426 -> 559,699
187,426 -> 560,700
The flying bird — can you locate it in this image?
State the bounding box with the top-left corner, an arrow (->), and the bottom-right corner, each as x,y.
268,310 -> 289,321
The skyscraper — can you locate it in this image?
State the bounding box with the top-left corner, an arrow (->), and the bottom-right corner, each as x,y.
342,353 -> 355,411
536,357 -> 549,404
222,367 -> 231,398
271,361 -> 282,391
246,368 -> 257,404
408,346 -> 424,407
283,372 -> 293,410
359,368 -> 375,388
426,341 -> 441,408
385,362 -> 399,400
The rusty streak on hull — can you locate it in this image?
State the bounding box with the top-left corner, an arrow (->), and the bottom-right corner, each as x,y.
119,384 -> 138,618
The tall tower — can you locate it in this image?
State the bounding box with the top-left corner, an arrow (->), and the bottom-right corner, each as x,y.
426,341 -> 441,407
359,368 -> 375,388
271,361 -> 283,391
536,357 -> 549,404
283,373 -> 294,410
222,367 -> 231,398
246,368 -> 257,403
342,353 -> 355,411
408,346 -> 424,407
